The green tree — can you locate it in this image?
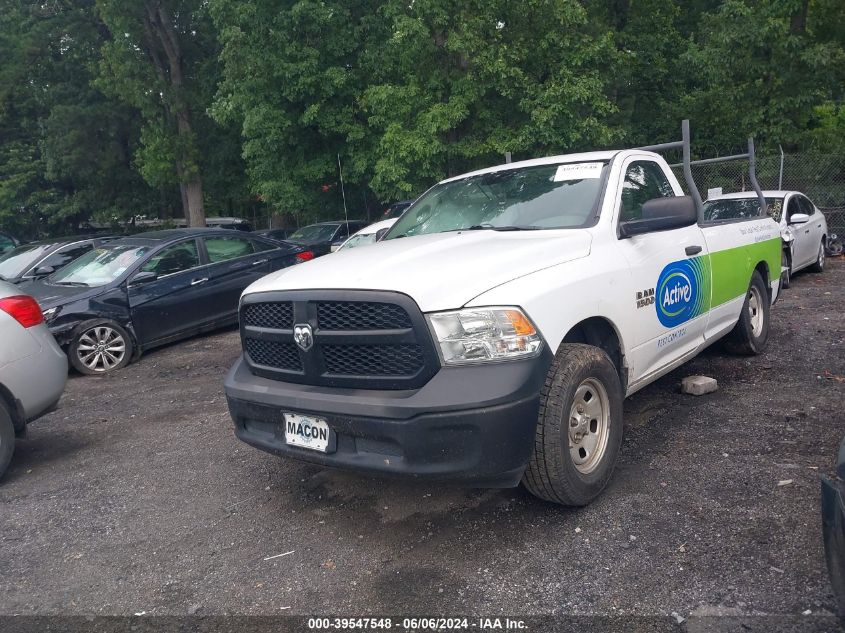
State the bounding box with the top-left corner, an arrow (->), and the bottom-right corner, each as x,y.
0,0 -> 161,236
681,0 -> 845,154
96,0 -> 222,226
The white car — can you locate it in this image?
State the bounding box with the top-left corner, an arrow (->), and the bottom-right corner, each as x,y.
704,190 -> 828,288
336,219 -> 398,252
0,282 -> 67,478
225,124 -> 781,506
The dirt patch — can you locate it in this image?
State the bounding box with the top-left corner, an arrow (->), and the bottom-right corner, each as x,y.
0,263 -> 843,619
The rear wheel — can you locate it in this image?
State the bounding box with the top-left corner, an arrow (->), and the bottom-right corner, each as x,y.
522,344 -> 624,506
809,241 -> 825,273
0,400 -> 15,480
723,270 -> 770,355
69,321 -> 134,375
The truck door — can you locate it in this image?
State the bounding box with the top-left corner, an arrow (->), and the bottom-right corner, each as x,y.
613,158 -> 711,387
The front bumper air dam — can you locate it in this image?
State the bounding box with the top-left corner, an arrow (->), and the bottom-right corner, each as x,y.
224,349 -> 552,487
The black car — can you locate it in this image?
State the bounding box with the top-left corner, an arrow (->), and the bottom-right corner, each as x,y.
20,228 -> 305,375
0,231 -> 18,256
0,235 -> 115,284
253,227 -> 294,241
287,220 -> 368,257
382,200 -> 414,219
822,435 -> 845,616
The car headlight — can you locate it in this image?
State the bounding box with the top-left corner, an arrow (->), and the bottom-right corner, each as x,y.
427,307 -> 543,365
42,306 -> 60,323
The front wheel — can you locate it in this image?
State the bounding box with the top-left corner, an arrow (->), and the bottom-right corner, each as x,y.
723,270 -> 770,355
780,251 -> 791,289
809,241 -> 825,273
69,321 -> 134,375
522,344 -> 624,506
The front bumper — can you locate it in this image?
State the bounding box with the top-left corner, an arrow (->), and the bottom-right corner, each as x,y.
822,474 -> 845,616
224,350 -> 552,487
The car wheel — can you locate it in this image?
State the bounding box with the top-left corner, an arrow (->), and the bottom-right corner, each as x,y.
723,270 -> 770,355
69,321 -> 134,375
522,343 -> 624,506
780,251 -> 791,289
0,399 -> 15,480
809,241 -> 825,273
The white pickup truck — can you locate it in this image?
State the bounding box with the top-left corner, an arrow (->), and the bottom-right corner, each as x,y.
225,123 -> 781,506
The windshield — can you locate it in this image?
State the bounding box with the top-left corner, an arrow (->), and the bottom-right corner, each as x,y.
49,244 -> 152,287
0,244 -> 53,279
289,225 -> 339,242
386,162 -> 607,239
339,232 -> 377,251
703,197 -> 783,223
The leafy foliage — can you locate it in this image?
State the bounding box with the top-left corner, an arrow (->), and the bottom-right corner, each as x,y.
1,0 -> 844,234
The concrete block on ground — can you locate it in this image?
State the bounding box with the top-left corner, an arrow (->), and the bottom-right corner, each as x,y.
681,375 -> 718,396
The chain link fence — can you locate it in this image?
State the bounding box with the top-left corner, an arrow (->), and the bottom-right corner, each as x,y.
671,152 -> 845,234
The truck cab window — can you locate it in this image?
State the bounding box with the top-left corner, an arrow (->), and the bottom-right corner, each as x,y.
620,161 -> 675,222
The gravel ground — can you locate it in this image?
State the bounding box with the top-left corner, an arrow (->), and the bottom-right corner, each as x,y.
1,261 -> 843,625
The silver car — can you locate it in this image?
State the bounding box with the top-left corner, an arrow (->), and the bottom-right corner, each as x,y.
705,190 -> 829,288
0,281 -> 67,478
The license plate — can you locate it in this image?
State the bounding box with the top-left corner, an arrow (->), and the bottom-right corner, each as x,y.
283,413 -> 331,452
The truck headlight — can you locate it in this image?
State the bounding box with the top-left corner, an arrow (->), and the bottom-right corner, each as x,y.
427,307 -> 543,365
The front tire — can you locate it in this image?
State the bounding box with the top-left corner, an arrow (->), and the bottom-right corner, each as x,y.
780,250 -> 791,289
809,241 -> 825,273
0,400 -> 15,480
723,270 -> 770,355
69,321 -> 134,375
522,344 -> 624,506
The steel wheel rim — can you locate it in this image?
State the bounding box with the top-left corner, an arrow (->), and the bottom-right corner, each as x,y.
77,326 -> 126,373
748,285 -> 764,338
819,244 -> 825,268
568,378 -> 610,474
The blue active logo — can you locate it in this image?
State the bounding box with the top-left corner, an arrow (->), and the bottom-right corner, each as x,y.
655,257 -> 710,328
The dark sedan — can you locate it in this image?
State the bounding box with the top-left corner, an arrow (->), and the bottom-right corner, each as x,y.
0,231 -> 18,256
20,229 -> 306,375
287,220 -> 368,256
253,227 -> 294,242
0,235 -> 115,284
822,436 -> 845,617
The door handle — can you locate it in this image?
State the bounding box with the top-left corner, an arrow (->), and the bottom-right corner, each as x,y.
191,277 -> 209,286
685,245 -> 702,256
252,259 -> 268,266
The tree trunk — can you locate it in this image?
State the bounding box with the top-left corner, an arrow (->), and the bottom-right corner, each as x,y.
143,0 -> 206,227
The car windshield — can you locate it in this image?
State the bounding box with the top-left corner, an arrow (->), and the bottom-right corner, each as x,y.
0,244 -> 55,279
702,197 -> 783,223
289,225 -> 339,242
386,162 -> 607,239
339,232 -> 377,251
49,244 -> 152,287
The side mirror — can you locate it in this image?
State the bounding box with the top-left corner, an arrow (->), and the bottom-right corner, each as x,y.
129,271 -> 158,286
34,265 -> 55,277
789,213 -> 810,225
619,196 -> 698,238
375,228 -> 390,241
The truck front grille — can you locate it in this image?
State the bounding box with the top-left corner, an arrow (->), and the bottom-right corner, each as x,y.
239,291 -> 439,390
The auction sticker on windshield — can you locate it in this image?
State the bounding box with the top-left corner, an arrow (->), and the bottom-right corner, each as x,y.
553,162 -> 603,182
283,413 -> 332,452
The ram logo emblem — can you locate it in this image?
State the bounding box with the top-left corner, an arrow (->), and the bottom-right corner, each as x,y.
293,323 -> 314,351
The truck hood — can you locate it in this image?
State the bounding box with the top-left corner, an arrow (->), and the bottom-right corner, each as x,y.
244,230 -> 592,312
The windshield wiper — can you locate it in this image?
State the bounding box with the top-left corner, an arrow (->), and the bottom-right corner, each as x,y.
52,281 -> 89,287
466,224 -> 542,232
